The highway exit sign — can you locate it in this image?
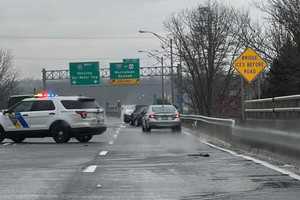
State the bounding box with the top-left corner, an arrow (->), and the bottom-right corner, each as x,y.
233,48 -> 268,83
110,59 -> 140,85
69,62 -> 100,85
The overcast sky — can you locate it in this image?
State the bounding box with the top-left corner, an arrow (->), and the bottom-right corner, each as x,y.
0,0 -> 262,79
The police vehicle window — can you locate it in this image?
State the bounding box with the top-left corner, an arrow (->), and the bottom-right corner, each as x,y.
10,101 -> 34,113
31,100 -> 55,111
61,99 -> 100,109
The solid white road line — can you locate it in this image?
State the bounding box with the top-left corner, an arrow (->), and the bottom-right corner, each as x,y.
82,165 -> 97,173
99,151 -> 108,156
183,131 -> 300,181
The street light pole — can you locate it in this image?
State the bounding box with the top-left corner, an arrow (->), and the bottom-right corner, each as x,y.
170,39 -> 174,105
138,30 -> 174,105
161,56 -> 165,105
137,50 -> 165,105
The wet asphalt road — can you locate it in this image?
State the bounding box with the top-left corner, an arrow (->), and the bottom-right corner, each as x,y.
0,118 -> 300,200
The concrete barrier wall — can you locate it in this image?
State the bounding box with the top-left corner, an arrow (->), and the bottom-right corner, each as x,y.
182,116 -> 300,164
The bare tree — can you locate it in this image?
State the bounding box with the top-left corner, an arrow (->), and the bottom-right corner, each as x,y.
164,1 -> 246,116
242,0 -> 300,97
0,49 -> 18,109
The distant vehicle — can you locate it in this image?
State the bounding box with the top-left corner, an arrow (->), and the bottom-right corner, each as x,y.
0,93 -> 107,143
129,105 -> 147,126
142,105 -> 181,132
132,106 -> 148,127
122,105 -> 135,123
7,94 -> 34,108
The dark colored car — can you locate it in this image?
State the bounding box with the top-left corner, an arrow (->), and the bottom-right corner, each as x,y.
132,106 -> 148,127
129,105 -> 147,126
7,94 -> 34,108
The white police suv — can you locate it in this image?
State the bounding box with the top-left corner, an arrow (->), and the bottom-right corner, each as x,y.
0,93 -> 107,143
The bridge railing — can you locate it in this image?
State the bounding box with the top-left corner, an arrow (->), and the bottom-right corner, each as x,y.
245,95 -> 300,119
181,114 -> 235,143
181,113 -> 300,163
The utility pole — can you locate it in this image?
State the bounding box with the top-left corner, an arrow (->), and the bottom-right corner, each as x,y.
161,57 -> 165,105
170,38 -> 175,105
178,40 -> 183,113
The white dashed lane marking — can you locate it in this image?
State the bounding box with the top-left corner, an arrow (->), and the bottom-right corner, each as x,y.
82,165 -> 97,173
2,143 -> 11,146
99,151 -> 108,156
109,141 -> 114,145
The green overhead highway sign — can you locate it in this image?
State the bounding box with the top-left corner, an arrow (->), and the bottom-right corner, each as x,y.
69,62 -> 100,85
110,59 -> 140,85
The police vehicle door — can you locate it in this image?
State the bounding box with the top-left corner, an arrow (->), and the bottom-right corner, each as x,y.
5,101 -> 33,131
27,100 -> 56,130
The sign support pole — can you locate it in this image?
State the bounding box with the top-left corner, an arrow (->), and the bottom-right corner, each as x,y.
241,77 -> 245,121
257,74 -> 262,99
42,68 -> 47,90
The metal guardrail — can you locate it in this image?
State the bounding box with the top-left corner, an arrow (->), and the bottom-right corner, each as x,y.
181,114 -> 235,127
245,95 -> 300,103
245,94 -> 300,114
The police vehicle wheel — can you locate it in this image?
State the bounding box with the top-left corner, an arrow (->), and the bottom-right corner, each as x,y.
11,136 -> 26,143
76,135 -> 92,143
0,127 -> 5,143
51,124 -> 70,144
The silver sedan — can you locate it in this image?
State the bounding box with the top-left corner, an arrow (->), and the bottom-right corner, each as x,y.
142,105 -> 181,132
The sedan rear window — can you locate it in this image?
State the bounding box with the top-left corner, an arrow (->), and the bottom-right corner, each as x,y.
61,99 -> 100,109
152,106 -> 176,113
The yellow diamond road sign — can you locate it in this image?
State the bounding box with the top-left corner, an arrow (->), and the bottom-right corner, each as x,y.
233,48 -> 268,83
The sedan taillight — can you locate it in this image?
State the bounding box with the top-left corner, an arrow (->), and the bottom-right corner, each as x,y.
149,112 -> 155,119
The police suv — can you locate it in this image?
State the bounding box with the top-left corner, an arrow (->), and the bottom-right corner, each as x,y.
0,94 -> 107,143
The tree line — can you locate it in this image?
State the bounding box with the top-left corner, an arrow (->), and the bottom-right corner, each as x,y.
162,0 -> 300,117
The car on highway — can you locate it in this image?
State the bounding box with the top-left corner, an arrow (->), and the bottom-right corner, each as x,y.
142,105 -> 181,132
129,105 -> 148,125
122,105 -> 135,123
7,94 -> 34,108
132,106 -> 148,127
0,93 -> 107,143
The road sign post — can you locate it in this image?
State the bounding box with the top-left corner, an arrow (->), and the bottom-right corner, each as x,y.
233,48 -> 268,120
69,62 -> 100,85
110,59 -> 140,86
